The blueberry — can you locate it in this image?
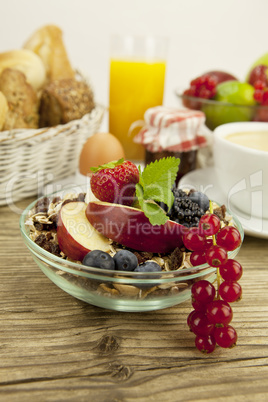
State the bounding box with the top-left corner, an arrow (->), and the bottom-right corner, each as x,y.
82,250 -> 115,270
134,261 -> 162,273
134,261 -> 162,288
188,191 -> 210,212
113,250 -> 138,271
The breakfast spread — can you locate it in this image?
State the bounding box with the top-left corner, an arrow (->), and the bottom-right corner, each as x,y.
0,25 -> 95,131
9,25 -> 253,354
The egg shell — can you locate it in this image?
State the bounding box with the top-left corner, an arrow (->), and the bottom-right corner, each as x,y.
79,132 -> 125,176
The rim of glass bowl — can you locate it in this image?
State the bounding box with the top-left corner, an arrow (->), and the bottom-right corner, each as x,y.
19,186 -> 244,286
175,89 -> 268,109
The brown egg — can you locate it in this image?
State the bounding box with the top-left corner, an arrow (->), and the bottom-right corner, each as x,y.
79,132 -> 125,176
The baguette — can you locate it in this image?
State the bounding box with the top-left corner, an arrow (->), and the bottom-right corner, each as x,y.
23,25 -> 75,81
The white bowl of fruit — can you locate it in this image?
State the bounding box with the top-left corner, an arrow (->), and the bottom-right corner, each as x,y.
176,53 -> 268,130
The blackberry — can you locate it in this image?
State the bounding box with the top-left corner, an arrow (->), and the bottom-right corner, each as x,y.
158,189 -> 188,214
188,191 -> 210,212
169,189 -> 204,227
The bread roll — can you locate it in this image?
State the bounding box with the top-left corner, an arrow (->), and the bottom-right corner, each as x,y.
39,78 -> 95,127
0,68 -> 39,130
23,25 -> 75,81
0,91 -> 8,130
0,49 -> 46,90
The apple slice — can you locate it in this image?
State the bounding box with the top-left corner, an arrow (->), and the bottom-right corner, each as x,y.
57,201 -> 111,261
85,201 -> 185,253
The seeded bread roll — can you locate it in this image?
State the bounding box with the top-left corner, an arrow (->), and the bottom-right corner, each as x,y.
39,78 -> 95,127
0,91 -> 8,130
23,25 -> 75,82
0,68 -> 39,130
0,49 -> 46,90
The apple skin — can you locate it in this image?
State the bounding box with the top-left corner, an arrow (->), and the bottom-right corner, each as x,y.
85,201 -> 186,253
204,70 -> 237,84
247,53 -> 268,80
247,65 -> 268,87
57,201 -> 111,261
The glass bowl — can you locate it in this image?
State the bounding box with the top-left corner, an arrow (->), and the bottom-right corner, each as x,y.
176,91 -> 268,130
20,187 -> 244,312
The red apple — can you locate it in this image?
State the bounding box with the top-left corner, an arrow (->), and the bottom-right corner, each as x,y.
85,201 -> 186,253
204,70 -> 237,84
248,65 -> 268,87
57,201 -> 111,261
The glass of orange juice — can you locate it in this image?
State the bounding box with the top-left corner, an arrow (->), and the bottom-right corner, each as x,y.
109,35 -> 168,161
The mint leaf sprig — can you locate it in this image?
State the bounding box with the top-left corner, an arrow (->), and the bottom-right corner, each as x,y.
135,157 -> 180,225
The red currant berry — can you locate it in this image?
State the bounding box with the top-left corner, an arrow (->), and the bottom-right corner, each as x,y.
184,71 -> 237,101
206,300 -> 233,326
254,80 -> 266,90
187,310 -> 196,330
183,228 -> 206,251
199,213 -> 221,236
214,325 -> 237,348
190,311 -> 215,336
206,245 -> 228,267
219,281 -> 242,302
263,90 -> 268,105
192,299 -> 207,312
191,280 -> 216,305
190,250 -> 207,266
204,238 -> 213,249
219,259 -> 243,281
254,89 -> 264,103
195,334 -> 216,354
216,226 -> 241,251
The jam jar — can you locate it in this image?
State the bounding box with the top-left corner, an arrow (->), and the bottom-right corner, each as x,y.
134,106 -> 208,184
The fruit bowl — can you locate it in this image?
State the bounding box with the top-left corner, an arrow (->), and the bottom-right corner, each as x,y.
176,91 -> 268,130
20,186 -> 244,312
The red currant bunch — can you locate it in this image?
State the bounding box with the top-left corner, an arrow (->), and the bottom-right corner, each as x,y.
185,212 -> 243,354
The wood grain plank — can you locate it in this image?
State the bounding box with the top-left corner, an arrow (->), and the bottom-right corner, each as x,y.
0,198 -> 268,401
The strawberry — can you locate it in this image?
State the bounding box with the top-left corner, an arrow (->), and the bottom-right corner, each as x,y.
90,158 -> 139,206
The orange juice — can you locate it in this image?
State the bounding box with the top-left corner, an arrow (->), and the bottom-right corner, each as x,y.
109,59 -> 166,161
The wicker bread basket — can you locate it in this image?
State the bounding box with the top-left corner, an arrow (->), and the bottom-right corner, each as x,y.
0,104 -> 105,206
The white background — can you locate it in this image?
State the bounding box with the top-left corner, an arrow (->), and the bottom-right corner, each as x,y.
1,0 -> 268,128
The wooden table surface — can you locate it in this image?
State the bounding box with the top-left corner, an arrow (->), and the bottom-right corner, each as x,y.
1,197 -> 268,402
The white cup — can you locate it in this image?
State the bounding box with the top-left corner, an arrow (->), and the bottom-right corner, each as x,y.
213,122 -> 268,220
